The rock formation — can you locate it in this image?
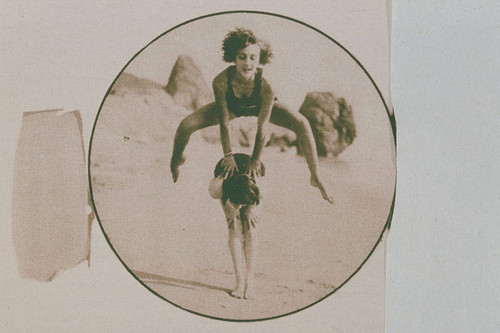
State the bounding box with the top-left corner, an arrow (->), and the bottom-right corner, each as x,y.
165,55 -> 212,111
110,72 -> 164,95
298,92 -> 356,157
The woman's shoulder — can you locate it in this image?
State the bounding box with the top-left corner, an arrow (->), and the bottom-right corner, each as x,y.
258,70 -> 275,96
212,67 -> 232,87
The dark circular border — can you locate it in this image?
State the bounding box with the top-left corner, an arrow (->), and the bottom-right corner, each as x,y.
88,10 -> 397,322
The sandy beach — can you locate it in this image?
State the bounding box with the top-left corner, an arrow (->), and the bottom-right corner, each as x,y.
90,84 -> 395,320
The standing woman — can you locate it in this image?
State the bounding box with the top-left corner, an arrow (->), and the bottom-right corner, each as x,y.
170,28 -> 333,203
209,153 -> 264,299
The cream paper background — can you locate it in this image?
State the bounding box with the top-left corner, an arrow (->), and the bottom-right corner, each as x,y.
1,2 -> 391,331
1,0 -> 498,332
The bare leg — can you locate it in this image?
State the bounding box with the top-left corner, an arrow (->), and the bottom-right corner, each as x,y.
221,201 -> 245,298
170,102 -> 220,182
241,213 -> 258,300
228,227 -> 246,298
270,102 -> 334,203
243,231 -> 257,299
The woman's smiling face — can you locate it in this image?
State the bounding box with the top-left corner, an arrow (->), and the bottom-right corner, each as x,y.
234,43 -> 261,80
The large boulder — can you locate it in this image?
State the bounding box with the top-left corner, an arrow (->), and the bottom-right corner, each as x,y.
165,55 -> 212,111
110,72 -> 164,95
298,92 -> 356,157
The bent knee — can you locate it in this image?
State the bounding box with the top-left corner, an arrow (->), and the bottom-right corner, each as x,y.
292,115 -> 310,134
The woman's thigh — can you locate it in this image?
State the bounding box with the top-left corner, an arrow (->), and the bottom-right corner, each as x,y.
182,102 -> 239,130
269,102 -> 306,132
180,102 -> 220,130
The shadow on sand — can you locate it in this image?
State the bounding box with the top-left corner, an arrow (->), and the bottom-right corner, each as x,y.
133,270 -> 232,294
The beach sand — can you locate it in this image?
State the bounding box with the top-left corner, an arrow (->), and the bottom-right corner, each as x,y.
90,89 -> 395,320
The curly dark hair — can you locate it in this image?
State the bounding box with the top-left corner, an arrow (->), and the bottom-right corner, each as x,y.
222,28 -> 273,65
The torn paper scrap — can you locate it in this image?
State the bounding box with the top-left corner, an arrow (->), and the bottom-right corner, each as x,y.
12,109 -> 91,282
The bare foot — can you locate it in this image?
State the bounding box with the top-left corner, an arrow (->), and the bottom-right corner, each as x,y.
230,285 -> 245,299
170,155 -> 186,183
244,283 -> 255,300
310,176 -> 334,204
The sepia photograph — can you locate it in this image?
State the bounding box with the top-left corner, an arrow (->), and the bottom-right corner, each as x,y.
89,11 -> 396,321
2,0 -> 499,331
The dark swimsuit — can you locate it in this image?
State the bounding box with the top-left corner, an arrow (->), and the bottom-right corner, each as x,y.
226,66 -> 263,117
225,65 -> 278,118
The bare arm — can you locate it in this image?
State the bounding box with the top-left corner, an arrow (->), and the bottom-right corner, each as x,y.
249,79 -> 274,177
213,71 -> 238,178
213,71 -> 232,155
252,80 -> 274,160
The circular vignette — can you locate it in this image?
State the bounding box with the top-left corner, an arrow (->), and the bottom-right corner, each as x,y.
88,10 -> 396,322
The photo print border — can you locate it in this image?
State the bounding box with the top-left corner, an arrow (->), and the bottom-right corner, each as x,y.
88,9 -> 396,322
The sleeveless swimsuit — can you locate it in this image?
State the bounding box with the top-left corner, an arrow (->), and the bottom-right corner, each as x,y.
226,66 -> 262,117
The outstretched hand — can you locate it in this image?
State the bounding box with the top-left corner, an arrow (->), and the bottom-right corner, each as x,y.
247,209 -> 259,228
241,205 -> 259,228
247,158 -> 263,179
221,155 -> 238,179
